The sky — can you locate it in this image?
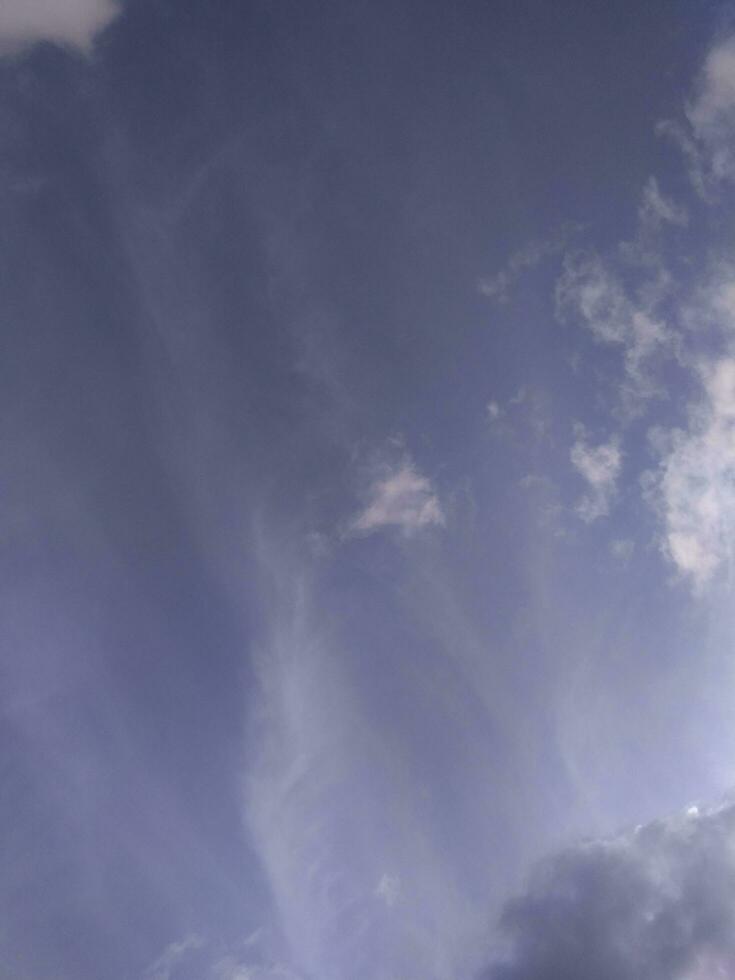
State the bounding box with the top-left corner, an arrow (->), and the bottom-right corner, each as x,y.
6,1 -> 735,978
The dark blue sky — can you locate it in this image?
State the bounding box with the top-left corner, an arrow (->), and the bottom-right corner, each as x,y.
3,2 -> 735,978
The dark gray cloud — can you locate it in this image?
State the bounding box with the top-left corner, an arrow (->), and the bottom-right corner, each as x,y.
484,801 -> 735,980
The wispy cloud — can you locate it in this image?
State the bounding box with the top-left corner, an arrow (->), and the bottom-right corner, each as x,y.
570,430 -> 622,523
144,933 -> 303,980
479,228 -> 578,304
0,0 -> 121,55
241,543 -> 482,980
144,935 -> 205,980
350,458 -> 444,536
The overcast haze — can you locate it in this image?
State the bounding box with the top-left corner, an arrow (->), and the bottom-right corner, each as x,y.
4,2 -> 735,978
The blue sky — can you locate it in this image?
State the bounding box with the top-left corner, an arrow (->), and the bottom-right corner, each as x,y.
5,2 -> 735,978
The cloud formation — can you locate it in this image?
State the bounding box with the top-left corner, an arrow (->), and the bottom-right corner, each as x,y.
646,356 -> 735,591
0,0 -> 120,55
351,458 -> 444,536
570,431 -> 622,522
479,229 -> 579,304
483,800 -> 735,980
556,251 -> 669,411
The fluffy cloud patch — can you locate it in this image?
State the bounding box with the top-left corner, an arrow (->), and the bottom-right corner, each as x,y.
570,432 -> 622,522
646,357 -> 735,591
0,0 -> 120,55
351,460 -> 444,536
687,36 -> 735,182
483,800 -> 735,980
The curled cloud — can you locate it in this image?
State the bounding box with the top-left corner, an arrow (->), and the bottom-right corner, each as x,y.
0,0 -> 120,56
479,240 -> 559,303
483,799 -> 735,980
638,176 -> 688,229
570,432 -> 622,523
351,459 -> 444,536
687,35 -> 735,183
646,357 -> 735,591
556,252 -> 669,411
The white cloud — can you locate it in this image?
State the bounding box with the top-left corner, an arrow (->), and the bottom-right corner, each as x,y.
351,459 -> 444,536
0,0 -> 120,56
645,357 -> 735,591
570,431 -> 622,522
687,35 -> 735,182
556,252 -> 669,411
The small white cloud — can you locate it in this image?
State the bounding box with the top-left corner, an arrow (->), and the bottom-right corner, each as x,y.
645,357 -> 735,591
375,872 -> 401,907
571,431 -> 622,522
351,459 -> 444,536
487,400 -> 504,421
0,0 -> 120,56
